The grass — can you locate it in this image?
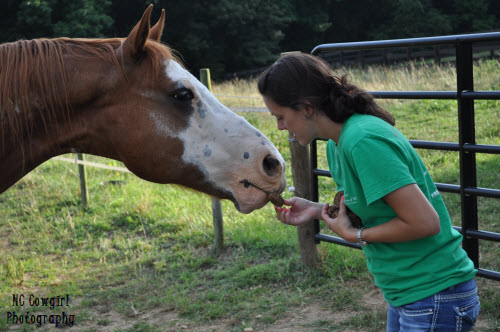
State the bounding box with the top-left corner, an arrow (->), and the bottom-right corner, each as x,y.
1,59 -> 499,331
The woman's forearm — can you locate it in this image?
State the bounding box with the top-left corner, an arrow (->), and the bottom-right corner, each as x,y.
360,216 -> 440,244
356,183 -> 441,244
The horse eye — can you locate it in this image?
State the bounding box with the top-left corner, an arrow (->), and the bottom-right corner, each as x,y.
172,88 -> 194,102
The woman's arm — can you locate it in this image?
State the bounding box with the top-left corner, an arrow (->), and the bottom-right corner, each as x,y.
322,183 -> 441,243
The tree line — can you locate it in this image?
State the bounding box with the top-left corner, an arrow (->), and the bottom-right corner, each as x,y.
1,0 -> 499,79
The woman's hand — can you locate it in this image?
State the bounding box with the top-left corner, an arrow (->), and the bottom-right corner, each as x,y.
274,197 -> 322,226
320,197 -> 357,243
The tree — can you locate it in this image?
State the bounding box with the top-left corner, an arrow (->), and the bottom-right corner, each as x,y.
159,0 -> 292,78
384,0 -> 452,38
2,0 -> 499,77
0,1 -> 21,41
452,0 -> 495,33
15,0 -> 54,40
12,0 -> 113,40
208,0 -> 293,73
322,0 -> 397,42
52,0 -> 113,37
109,0 -> 160,37
279,0 -> 332,53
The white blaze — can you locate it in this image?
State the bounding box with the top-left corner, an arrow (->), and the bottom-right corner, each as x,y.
164,60 -> 283,193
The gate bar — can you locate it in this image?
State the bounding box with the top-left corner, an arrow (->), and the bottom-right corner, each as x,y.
312,32 -> 500,53
456,41 -> 479,268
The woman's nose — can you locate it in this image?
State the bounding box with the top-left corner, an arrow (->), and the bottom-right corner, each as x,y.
277,121 -> 286,131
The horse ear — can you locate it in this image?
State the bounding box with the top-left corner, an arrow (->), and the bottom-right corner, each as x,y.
121,4 -> 153,58
149,9 -> 165,42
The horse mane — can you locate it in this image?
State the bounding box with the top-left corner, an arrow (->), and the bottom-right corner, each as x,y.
0,36 -> 180,148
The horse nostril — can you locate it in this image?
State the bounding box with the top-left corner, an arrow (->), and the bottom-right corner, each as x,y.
263,155 -> 280,177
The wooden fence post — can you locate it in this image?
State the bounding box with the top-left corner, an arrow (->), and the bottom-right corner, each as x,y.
288,132 -> 318,266
280,51 -> 318,266
211,197 -> 224,252
434,45 -> 441,64
200,68 -> 224,253
77,153 -> 89,209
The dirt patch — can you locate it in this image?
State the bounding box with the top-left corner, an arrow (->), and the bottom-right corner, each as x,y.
55,302 -> 377,332
79,307 -> 187,331
3,283 -> 492,331
259,286 -> 385,332
47,286 -> 386,331
361,286 -> 385,310
260,303 -> 359,332
0,233 -> 12,251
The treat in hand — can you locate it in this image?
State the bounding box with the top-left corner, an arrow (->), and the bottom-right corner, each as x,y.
268,192 -> 285,207
327,191 -> 363,228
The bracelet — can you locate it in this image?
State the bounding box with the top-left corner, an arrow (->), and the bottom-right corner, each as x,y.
356,227 -> 369,246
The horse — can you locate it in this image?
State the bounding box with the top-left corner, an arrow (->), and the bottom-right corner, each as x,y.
0,5 -> 286,214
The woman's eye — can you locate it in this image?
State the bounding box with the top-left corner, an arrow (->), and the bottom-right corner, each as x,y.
172,88 -> 194,101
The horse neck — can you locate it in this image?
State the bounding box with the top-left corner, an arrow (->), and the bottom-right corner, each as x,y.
0,39 -> 121,193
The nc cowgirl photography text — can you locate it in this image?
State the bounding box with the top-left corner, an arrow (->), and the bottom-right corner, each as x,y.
6,294 -> 75,328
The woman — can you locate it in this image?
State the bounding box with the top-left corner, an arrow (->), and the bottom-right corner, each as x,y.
258,53 -> 479,331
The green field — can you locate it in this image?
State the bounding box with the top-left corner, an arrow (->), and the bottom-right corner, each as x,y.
1,60 -> 499,331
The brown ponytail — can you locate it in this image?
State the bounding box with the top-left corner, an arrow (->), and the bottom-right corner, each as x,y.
257,53 -> 395,126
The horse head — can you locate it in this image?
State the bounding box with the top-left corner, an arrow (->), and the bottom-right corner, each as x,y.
0,5 -> 285,213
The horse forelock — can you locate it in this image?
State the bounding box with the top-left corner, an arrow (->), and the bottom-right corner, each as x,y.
141,40 -> 184,85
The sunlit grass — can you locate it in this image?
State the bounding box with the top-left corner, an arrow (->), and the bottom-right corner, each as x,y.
211,59 -> 500,109
212,77 -> 265,108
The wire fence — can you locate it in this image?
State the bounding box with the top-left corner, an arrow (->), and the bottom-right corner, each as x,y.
53,156 -> 130,173
213,94 -> 261,99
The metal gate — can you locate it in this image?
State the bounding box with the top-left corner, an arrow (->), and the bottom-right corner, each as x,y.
309,32 -> 500,281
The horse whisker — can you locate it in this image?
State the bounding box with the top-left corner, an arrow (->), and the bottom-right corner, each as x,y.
239,179 -> 270,194
239,180 -> 285,206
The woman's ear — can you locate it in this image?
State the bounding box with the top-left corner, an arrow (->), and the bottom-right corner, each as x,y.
303,104 -> 314,119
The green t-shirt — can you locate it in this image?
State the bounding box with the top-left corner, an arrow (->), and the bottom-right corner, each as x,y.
326,114 -> 476,307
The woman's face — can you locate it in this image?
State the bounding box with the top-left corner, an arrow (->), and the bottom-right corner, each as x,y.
263,96 -> 317,146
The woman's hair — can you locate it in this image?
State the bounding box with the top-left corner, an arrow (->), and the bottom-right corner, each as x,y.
257,53 -> 395,126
